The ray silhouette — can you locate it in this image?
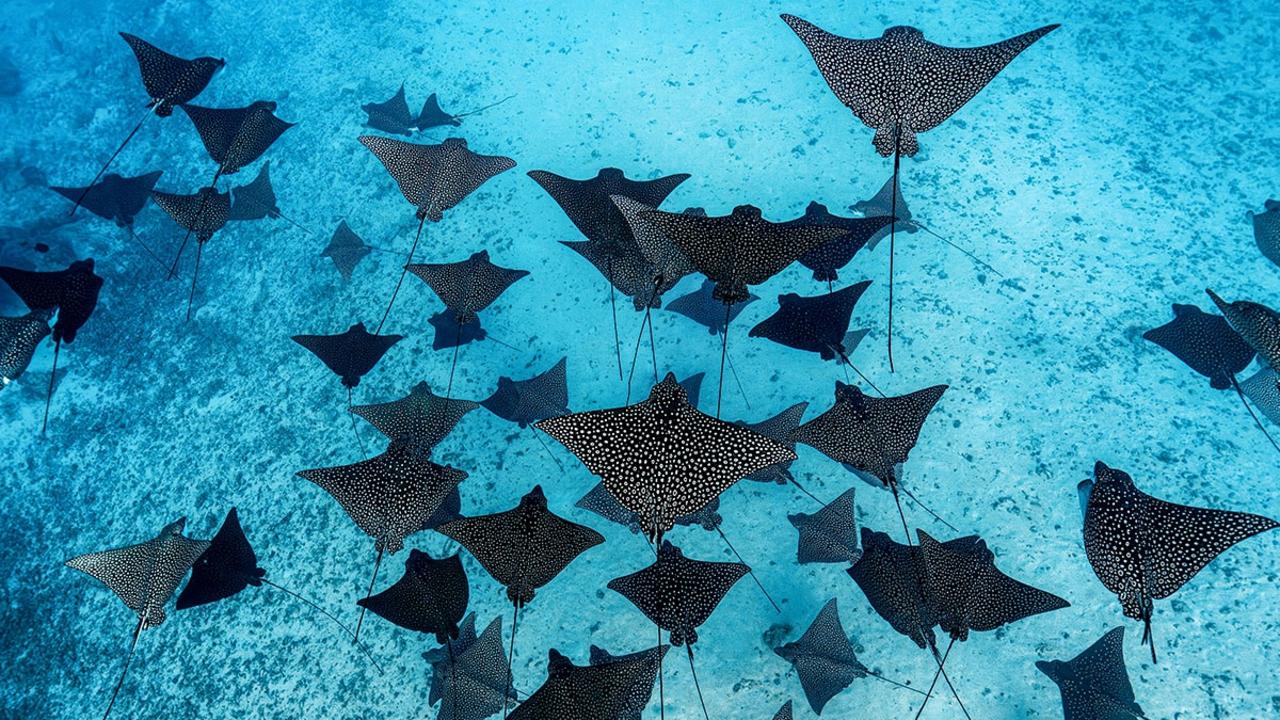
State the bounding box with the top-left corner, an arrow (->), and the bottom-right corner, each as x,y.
66,517 -> 209,720
509,645 -> 667,720
783,202 -> 895,283
0,308 -> 51,389
407,250 -> 529,395
292,321 -> 403,452
70,33 -> 222,215
664,279 -> 757,335
782,15 -> 1056,369
0,258 -> 103,432
1143,302 -> 1277,452
357,549 -> 469,643
358,135 -> 515,332
736,402 -> 811,496
429,309 -> 493,350
1036,627 -> 1147,720
362,84 -> 417,135
1206,289 -> 1280,384
352,381 -> 479,458
749,282 -> 880,392
53,170 -> 162,229
480,356 -> 570,469
776,598 -> 923,714
633,204 -> 845,414
322,220 -> 373,280
423,613 -> 516,720
151,186 -> 231,321
788,488 -> 861,565
417,92 -> 516,130
608,540 -> 748,720
1250,200 -> 1280,269
297,443 -> 467,641
772,701 -> 793,720
791,382 -> 949,541
227,161 -> 307,231
174,508 -> 382,670
1083,461 -> 1278,664
437,485 -> 605,719
537,372 -> 793,541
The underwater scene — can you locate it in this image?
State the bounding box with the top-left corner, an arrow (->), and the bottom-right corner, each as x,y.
1,0 -> 1278,718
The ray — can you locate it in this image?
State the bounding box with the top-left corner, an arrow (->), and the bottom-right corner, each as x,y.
423,614 -> 516,720
66,517 -> 209,720
1036,627 -> 1147,720
321,220 -> 375,280
788,487 -> 861,565
151,186 -> 232,321
357,548 -> 469,645
53,170 -> 162,229
481,357 -> 571,468
771,701 -> 793,720
1083,461 -> 1278,663
70,33 -> 222,215
351,380 -> 479,458
362,83 -> 416,135
782,15 -> 1057,369
358,136 -> 515,332
226,160 -> 308,231
0,308 -> 52,390
429,308 -> 495,350
749,282 -> 880,392
783,202 -> 895,283
417,92 -> 516,130
664,278 -> 758,336
1250,199 -> 1280,269
509,645 -> 667,719
734,402 -> 813,498
292,322 -> 403,390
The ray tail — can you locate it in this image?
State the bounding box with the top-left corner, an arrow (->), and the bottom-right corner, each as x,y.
72,103 -> 155,216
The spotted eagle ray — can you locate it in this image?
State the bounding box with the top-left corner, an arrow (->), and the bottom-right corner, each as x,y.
359,136 -> 515,332
297,443 -> 467,641
748,281 -> 880,392
788,488 -> 861,565
70,33 -> 223,215
1142,302 -> 1277,452
422,613 -> 516,720
65,517 -> 209,720
0,308 -> 51,390
322,220 -> 374,280
587,644 -> 669,720
292,321 -> 403,453
735,402 -> 812,497
226,160 -> 307,231
508,645 -> 667,720
437,485 -> 605,719
480,356 -> 570,468
1206,289 -> 1280,387
1036,627 -> 1147,720
416,92 -> 516,130
775,597 -> 923,714
608,540 -> 748,720
1083,461 -> 1278,664
357,548 -> 468,643
362,84 -> 418,135
781,15 -> 1057,370
1250,199 -> 1280,269
0,258 -> 103,432
781,202 -> 894,284
53,170 -> 161,229
351,380 -> 479,458
151,186 -> 231,321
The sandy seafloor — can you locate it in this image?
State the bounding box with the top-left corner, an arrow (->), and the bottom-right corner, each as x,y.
1,0 -> 1278,718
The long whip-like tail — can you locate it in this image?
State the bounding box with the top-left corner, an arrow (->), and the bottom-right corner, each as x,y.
626,281 -> 661,403
1230,374 -> 1280,454
100,614 -> 146,720
354,548 -> 384,643
41,339 -> 60,435
913,638 -> 970,720
608,259 -> 623,382
375,215 -> 427,335
446,319 -> 464,399
528,425 -> 564,471
167,165 -> 225,281
899,485 -> 959,534
866,670 -> 928,696
890,480 -> 913,548
502,603 -> 520,720
184,241 -> 204,323
912,221 -> 1004,278
716,303 -> 731,418
714,526 -> 780,613
259,578 -> 384,674
887,125 -> 901,374
686,645 -> 710,720
347,386 -> 367,459
71,103 -> 156,216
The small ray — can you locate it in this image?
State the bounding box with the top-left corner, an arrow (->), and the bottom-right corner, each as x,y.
1250,199 -> 1280,269
848,527 -> 961,652
352,381 -> 479,457
749,282 -> 873,363
52,171 -> 162,228
783,202 -> 894,282
510,646 -> 668,720
430,309 -> 490,350
587,644 -> 670,720
362,84 -> 416,136
357,549 -> 469,644
1036,627 -> 1147,720
416,92 -> 515,130
788,488 -> 861,565
227,161 -> 304,229
151,186 -> 232,320
665,279 -> 758,335
291,321 -> 403,389
321,220 -> 374,281
480,356 -> 570,428
0,308 -> 52,389
423,614 -> 516,720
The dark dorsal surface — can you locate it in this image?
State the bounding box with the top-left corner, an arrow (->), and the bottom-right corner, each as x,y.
749,281 -> 872,361
780,16 -> 1059,157
424,614 -> 514,720
784,202 -> 895,282
415,93 -> 463,130
510,646 -> 666,720
481,356 -> 570,427
1205,289 -> 1280,376
847,527 -> 943,650
227,161 -> 281,221
788,488 -> 861,564
297,443 -> 467,553
406,250 -> 530,324
180,101 -> 295,175
560,239 -> 660,310
359,136 -> 516,222
737,402 -> 809,485
356,549 -> 469,643
119,33 -> 223,116
851,175 -> 916,251
1083,461 -> 1278,622
612,195 -> 698,293
775,598 -> 870,714
676,372 -> 706,409
321,220 -> 373,280
636,204 -> 846,304
665,278 -> 758,335
1036,627 -> 1147,720
352,381 -> 479,456
576,482 -> 722,535
528,168 -> 690,250
0,309 -> 52,385
0,258 -> 104,343
437,485 -> 604,606
362,84 -> 416,136
772,701 -> 794,720
607,540 -> 748,646
1251,200 -> 1280,269
1143,303 -> 1254,390
175,508 -> 264,610
429,309 -> 488,350
917,529 -> 1069,641
291,321 -> 403,388
65,517 -> 210,628
151,187 -> 231,243
792,382 -> 947,485
587,644 -> 668,720
537,372 -> 794,538
51,171 -> 162,227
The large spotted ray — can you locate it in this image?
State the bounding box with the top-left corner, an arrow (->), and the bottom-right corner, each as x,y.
69,33 -> 223,215
66,518 -> 210,720
0,259 -> 103,432
782,202 -> 894,284
351,381 -> 479,458
791,382 -> 949,541
1205,289 -> 1280,384
321,220 -> 373,280
781,15 -> 1055,369
1036,627 -> 1147,720
407,250 -> 529,394
537,372 -> 794,541
587,645 -> 669,720
509,646 -> 667,720
357,549 -> 469,644
174,508 -> 382,670
607,540 -> 749,720
297,443 -> 467,640
775,598 -> 923,714
151,186 -> 231,321
735,402 -> 810,495
1250,199 -> 1280,269
749,282 -> 880,392
788,488 -> 861,565
437,485 -> 605,716
423,613 -> 516,720
1142,303 -> 1277,452
1083,461 -> 1278,664
636,204 -> 846,414
0,308 -> 52,390
292,321 -> 403,453
226,160 -> 307,231
359,136 -> 515,332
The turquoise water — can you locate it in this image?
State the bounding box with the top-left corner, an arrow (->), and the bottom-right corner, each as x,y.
1,1 -> 1278,718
